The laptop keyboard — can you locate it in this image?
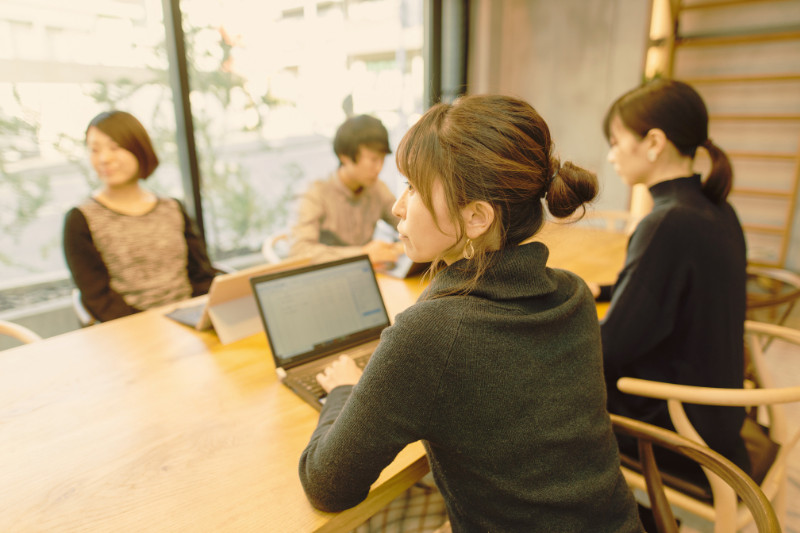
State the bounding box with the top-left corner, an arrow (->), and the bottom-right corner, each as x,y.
290,347 -> 373,400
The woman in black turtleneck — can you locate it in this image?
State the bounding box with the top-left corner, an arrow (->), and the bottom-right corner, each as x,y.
592,79 -> 750,489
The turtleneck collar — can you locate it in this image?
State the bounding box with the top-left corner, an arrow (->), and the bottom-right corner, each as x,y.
426,241 -> 557,301
649,174 -> 701,197
648,174 -> 702,206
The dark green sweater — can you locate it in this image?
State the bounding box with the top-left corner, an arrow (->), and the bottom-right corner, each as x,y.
300,242 -> 642,532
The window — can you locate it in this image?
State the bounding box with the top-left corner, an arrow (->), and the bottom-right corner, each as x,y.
0,0 -> 424,329
180,0 -> 424,262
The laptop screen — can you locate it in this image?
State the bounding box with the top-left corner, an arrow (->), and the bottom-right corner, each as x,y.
250,255 -> 391,368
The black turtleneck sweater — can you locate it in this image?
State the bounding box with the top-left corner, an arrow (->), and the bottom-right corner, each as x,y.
300,242 -> 642,532
600,175 -> 749,478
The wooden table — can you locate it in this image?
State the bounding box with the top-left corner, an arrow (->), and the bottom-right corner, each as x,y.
0,224 -> 626,532
535,221 -> 628,318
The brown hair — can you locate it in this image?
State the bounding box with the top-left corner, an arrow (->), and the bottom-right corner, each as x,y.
603,78 -> 732,203
86,110 -> 159,179
333,114 -> 391,163
396,94 -> 598,292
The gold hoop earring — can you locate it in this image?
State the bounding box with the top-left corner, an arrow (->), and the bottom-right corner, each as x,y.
463,239 -> 475,260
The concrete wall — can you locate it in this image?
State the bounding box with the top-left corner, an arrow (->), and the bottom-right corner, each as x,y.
468,0 -> 651,212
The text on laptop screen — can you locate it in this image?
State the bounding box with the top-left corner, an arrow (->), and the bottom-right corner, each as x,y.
252,258 -> 389,364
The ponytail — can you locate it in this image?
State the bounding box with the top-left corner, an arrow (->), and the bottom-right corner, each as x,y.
701,139 -> 733,204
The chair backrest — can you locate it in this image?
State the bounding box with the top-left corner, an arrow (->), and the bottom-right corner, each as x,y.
746,265 -> 800,328
261,232 -> 290,264
616,320 -> 800,532
0,319 -> 42,345
611,414 -> 781,533
71,289 -> 97,327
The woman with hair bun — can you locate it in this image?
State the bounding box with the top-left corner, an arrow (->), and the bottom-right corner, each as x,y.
594,79 -> 749,490
299,95 -> 642,532
63,110 -> 219,322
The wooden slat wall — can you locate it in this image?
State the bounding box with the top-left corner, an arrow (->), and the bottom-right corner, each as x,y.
646,0 -> 800,266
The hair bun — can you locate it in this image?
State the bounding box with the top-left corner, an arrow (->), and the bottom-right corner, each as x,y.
546,157 -> 561,196
545,161 -> 598,218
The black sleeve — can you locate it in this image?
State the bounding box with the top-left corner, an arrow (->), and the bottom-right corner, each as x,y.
600,218 -> 685,370
177,201 -> 221,296
62,207 -> 139,322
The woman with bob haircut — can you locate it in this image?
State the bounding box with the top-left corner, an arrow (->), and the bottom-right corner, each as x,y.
298,94 -> 643,532
593,78 -> 750,488
63,110 -> 219,322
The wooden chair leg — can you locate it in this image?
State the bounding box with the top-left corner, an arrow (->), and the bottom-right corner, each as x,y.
638,440 -> 679,533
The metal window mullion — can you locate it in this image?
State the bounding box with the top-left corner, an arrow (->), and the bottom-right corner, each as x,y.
162,0 -> 206,242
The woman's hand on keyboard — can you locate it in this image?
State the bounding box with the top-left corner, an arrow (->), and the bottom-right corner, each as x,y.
316,355 -> 364,393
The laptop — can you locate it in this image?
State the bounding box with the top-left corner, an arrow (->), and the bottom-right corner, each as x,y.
250,254 -> 391,410
165,256 -> 310,344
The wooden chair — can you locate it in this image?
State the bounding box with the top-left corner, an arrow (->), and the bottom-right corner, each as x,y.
72,289 -> 97,327
616,320 -> 800,532
611,414 -> 780,533
746,265 -> 800,331
0,319 -> 42,345
261,232 -> 290,264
